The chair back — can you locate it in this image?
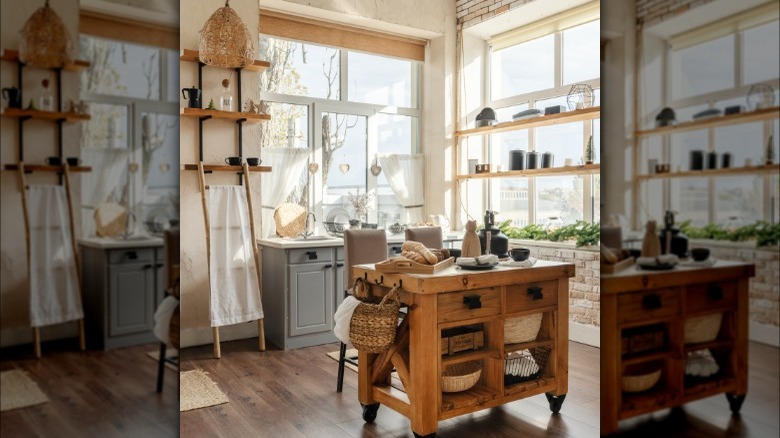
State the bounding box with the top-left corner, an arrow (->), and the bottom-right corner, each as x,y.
344,229 -> 387,292
405,226 -> 443,249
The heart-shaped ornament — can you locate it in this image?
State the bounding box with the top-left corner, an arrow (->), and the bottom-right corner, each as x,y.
339,163 -> 350,174
128,162 -> 139,174
308,162 -> 319,174
370,163 -> 382,176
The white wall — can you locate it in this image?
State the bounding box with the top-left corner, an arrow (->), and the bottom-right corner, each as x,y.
1,0 -> 82,347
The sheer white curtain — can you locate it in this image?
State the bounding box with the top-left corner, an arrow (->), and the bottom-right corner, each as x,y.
256,147 -> 309,237
378,154 -> 425,224
80,147 -> 130,237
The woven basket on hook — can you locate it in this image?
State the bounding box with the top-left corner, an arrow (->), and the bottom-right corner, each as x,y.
19,0 -> 74,68
349,280 -> 400,353
198,1 -> 254,68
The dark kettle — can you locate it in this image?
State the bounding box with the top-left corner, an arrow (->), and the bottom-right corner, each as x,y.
181,86 -> 201,108
2,86 -> 22,108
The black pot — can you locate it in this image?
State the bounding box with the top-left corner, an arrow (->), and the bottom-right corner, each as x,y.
478,226 -> 509,259
659,228 -> 689,258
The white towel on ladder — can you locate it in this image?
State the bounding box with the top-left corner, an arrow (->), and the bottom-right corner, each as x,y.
208,185 -> 263,327
26,185 -> 84,327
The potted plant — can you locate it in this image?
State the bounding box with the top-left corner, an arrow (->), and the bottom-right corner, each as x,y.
585,135 -> 596,165
346,191 -> 374,229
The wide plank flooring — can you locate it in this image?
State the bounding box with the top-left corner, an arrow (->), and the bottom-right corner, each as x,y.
0,340 -> 179,438
180,339 -> 600,437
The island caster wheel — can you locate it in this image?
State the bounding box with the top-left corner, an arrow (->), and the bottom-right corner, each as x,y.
726,394 -> 745,414
545,393 -> 566,414
412,432 -> 436,437
361,403 -> 380,423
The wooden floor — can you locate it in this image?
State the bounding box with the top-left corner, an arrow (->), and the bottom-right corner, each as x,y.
0,340 -> 179,438
613,341 -> 779,437
180,339 -> 601,437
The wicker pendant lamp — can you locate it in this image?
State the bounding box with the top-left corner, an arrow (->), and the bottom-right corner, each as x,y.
19,0 -> 74,68
198,0 -> 255,68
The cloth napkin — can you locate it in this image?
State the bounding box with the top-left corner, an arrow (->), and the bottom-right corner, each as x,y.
679,257 -> 717,267
500,257 -> 537,267
637,254 -> 679,267
333,295 -> 360,344
456,254 -> 499,266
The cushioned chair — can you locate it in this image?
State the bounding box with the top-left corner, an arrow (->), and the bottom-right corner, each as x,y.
337,229 -> 387,393
405,226 -> 443,249
156,229 -> 180,392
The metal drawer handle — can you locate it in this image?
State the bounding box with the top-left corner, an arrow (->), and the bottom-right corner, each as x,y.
126,251 -> 138,260
305,251 -> 318,260
143,264 -> 153,269
463,294 -> 482,309
324,264 -> 333,269
527,287 -> 543,300
643,294 -> 662,309
336,262 -> 344,268
706,286 -> 724,301
155,263 -> 164,268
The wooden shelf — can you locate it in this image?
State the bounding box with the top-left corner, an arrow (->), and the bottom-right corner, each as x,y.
683,376 -> 736,402
1,48 -> 90,71
456,163 -> 600,180
635,106 -> 780,137
441,348 -> 501,366
180,107 -> 270,122
619,386 -> 680,420
637,164 -> 779,180
440,384 -> 499,414
1,108 -> 90,122
504,338 -> 554,355
683,338 -> 733,353
182,164 -> 272,173
4,164 -> 92,172
455,106 -> 600,137
621,348 -> 678,366
179,49 -> 270,72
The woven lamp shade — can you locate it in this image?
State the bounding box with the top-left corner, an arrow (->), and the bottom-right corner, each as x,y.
198,1 -> 255,68
19,0 -> 74,69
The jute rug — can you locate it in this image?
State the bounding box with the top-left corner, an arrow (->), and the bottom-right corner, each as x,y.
180,369 -> 229,412
326,348 -> 359,373
146,350 -> 179,372
0,369 -> 49,412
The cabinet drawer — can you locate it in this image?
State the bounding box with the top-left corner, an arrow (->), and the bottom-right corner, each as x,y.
687,282 -> 736,313
438,288 -> 500,324
289,248 -> 333,264
618,288 -> 680,323
109,248 -> 154,264
506,280 -> 558,313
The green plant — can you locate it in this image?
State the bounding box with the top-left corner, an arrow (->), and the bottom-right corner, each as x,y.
499,220 -> 599,247
585,135 -> 595,163
679,220 -> 780,247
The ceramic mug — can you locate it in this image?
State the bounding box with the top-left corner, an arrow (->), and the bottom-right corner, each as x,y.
66,157 -> 81,166
225,156 -> 241,166
246,157 -> 261,166
45,156 -> 61,166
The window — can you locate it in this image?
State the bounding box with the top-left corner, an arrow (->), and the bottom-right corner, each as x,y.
260,34 -> 421,231
482,20 -> 600,227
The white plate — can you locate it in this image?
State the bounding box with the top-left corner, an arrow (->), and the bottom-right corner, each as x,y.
326,207 -> 350,225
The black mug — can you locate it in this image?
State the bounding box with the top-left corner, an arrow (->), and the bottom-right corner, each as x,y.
2,86 -> 22,109
225,156 -> 242,166
45,156 -> 61,166
66,157 -> 81,166
182,86 -> 202,108
246,157 -> 261,166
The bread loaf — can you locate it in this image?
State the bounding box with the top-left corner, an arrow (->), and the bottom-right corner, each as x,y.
401,250 -> 428,264
402,241 -> 438,264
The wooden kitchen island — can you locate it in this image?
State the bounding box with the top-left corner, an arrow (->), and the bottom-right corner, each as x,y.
600,261 -> 755,435
353,260 -> 575,437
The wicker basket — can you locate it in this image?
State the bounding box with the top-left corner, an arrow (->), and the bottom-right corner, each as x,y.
504,347 -> 550,386
684,313 -> 722,344
504,313 -> 543,344
442,361 -> 482,392
273,203 -> 306,237
622,365 -> 662,393
349,282 -> 400,353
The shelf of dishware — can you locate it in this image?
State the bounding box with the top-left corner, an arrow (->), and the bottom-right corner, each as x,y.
1,48 -> 90,71
180,107 -> 270,122
455,163 -> 600,180
634,106 -> 780,138
636,164 -> 779,180
182,164 -> 272,172
179,49 -> 270,72
1,107 -> 91,121
455,106 -> 600,138
3,164 -> 92,172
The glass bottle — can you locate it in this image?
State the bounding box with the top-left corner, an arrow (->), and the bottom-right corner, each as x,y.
220,78 -> 232,111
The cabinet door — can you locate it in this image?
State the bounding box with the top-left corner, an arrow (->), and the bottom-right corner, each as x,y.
289,263 -> 334,337
108,263 -> 155,336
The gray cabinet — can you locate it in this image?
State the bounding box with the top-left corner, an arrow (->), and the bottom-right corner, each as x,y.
81,243 -> 165,349
262,245 -> 341,349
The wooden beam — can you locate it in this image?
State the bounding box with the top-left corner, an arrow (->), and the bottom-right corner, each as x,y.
80,10 -> 178,50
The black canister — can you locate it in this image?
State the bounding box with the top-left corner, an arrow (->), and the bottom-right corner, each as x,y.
527,151 -> 540,169
510,150 -> 526,170
707,151 -> 718,169
690,150 -> 704,170
721,152 -> 732,168
541,152 -> 554,168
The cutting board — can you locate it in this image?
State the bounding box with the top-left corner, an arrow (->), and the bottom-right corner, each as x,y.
374,256 -> 455,274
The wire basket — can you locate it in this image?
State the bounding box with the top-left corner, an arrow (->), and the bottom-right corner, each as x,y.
323,221 -> 346,237
442,361 -> 482,393
504,347 -> 550,386
504,313 -> 543,344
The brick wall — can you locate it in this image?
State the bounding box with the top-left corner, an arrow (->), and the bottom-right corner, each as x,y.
456,0 -> 537,28
509,241 -> 601,328
635,0 -> 715,27
698,241 -> 780,327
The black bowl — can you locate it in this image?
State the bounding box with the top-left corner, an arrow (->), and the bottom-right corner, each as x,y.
691,248 -> 710,262
510,248 -> 530,262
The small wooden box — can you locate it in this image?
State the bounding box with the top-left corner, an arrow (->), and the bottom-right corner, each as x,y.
441,327 -> 484,355
621,329 -> 665,355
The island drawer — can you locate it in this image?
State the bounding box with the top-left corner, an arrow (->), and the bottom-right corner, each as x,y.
288,248 -> 334,264
108,248 -> 154,264
686,281 -> 736,313
617,288 -> 680,324
506,280 -> 558,313
438,287 -> 500,324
